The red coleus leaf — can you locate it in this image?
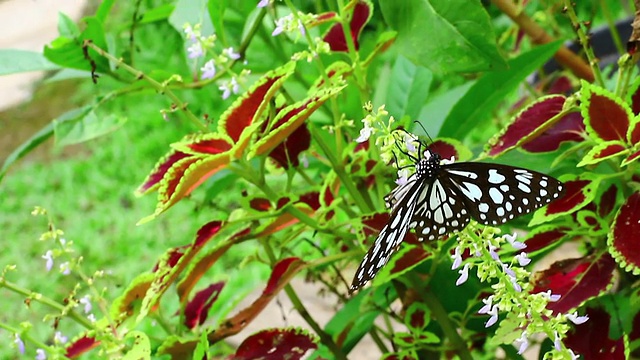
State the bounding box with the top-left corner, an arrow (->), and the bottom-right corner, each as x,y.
487,95 -> 567,157
530,253 -> 617,314
268,122 -> 310,168
264,257 -> 302,295
229,327 -> 318,360
136,150 -> 191,195
322,0 -> 371,52
217,62 -> 295,144
626,116 -> 640,145
627,76 -> 640,116
250,87 -> 342,158
598,184 -> 618,218
530,174 -> 600,226
430,138 -> 472,161
564,307 -> 626,360
174,133 -> 234,155
621,148 -> 640,167
608,191 -> 640,275
520,225 -> 570,254
405,303 -> 430,331
373,244 -> 431,287
66,335 -> 100,358
361,212 -> 418,244
183,282 -> 224,329
521,112 -> 585,153
577,140 -> 629,167
580,81 -> 632,142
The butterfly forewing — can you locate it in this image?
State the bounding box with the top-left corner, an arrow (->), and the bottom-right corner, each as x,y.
350,180 -> 425,292
443,162 -> 564,225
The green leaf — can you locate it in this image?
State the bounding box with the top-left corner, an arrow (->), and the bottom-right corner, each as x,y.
0,123 -> 54,184
387,55 -> 433,121
44,16 -> 110,72
418,81 -> 474,136
57,12 -> 80,38
439,40 -> 563,139
122,331 -> 151,360
53,108 -> 127,147
169,0 -> 214,37
208,0 -> 228,45
140,4 -> 176,24
0,50 -> 60,75
95,0 -> 116,23
379,0 -> 507,73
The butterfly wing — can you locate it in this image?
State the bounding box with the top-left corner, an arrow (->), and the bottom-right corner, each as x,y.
410,175 -> 472,241
350,178 -> 426,292
443,162 -> 564,225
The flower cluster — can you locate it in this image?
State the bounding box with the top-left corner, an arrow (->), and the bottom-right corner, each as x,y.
452,226 -> 588,358
271,11 -> 319,38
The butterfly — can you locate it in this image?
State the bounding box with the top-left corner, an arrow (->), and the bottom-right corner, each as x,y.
349,134 -> 565,293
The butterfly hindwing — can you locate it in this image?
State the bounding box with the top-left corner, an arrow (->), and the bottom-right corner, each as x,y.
443,162 -> 564,225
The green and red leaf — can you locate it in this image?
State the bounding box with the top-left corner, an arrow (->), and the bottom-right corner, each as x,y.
577,140 -> 629,167
267,122 -> 310,168
530,253 -> 617,314
486,95 -> 567,157
136,150 -> 191,195
230,327 -> 318,360
529,174 -> 600,226
597,184 -> 618,218
521,112 -> 585,153
110,273 -> 155,319
66,335 -> 100,359
183,282 -> 225,329
519,225 -> 571,255
621,148 -> 640,167
430,138 -> 472,162
564,307 -> 627,359
171,133 -> 233,155
322,0 -> 372,52
608,191 -> 640,275
580,81 -> 632,142
217,61 -> 296,144
250,87 -> 343,158
372,244 -> 432,287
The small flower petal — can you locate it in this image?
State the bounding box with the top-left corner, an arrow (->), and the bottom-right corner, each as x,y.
187,42 -> 204,59
200,59 -> 216,80
257,0 -> 269,7
36,349 -> 47,360
42,250 -> 53,272
456,263 -> 470,286
80,295 -> 92,314
54,331 -> 68,344
14,334 -> 25,354
554,331 -> 562,351
566,311 -> 589,325
515,252 -> 531,266
485,305 -> 499,328
451,246 -> 462,270
515,332 -> 529,354
223,47 -> 241,60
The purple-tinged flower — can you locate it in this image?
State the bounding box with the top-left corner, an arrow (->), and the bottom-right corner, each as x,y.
514,332 -> 529,354
59,262 -> 71,275
223,47 -> 241,60
80,295 -> 92,314
515,252 -> 531,266
451,246 -> 462,270
485,305 -> 499,327
219,77 -> 240,100
539,290 -> 561,302
187,42 -> 204,59
403,133 -> 417,153
200,59 -> 216,80
510,276 -> 522,292
184,25 -> 197,42
297,19 -> 306,36
456,263 -> 470,286
272,18 -> 285,36
54,332 -> 68,344
554,331 -> 562,351
14,334 -> 25,354
36,349 -> 47,360
355,126 -> 372,143
505,232 -> 526,250
566,311 -> 589,325
488,244 -> 500,261
394,169 -> 409,186
478,296 -> 494,314
42,250 -> 53,272
257,0 -> 269,7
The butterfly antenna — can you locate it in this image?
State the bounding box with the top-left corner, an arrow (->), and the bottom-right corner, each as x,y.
413,120 -> 434,146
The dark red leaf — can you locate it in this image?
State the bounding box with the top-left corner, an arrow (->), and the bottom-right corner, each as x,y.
390,245 -> 431,275
137,151 -> 190,193
628,119 -> 640,145
268,123 -> 310,168
609,192 -> 640,272
430,140 -> 460,161
184,282 -> 225,329
543,179 -> 592,215
584,91 -> 630,142
230,328 -> 318,360
264,257 -> 302,296
598,184 -> 618,218
153,246 -> 186,272
630,81 -> 640,116
530,254 -> 617,314
588,142 -> 627,160
250,198 -> 272,211
521,226 -> 570,254
488,95 -> 567,156
362,213 -> 388,238
188,137 -> 233,154
622,149 -> 640,166
521,112 -> 585,153
322,0 -> 371,52
564,307 -> 626,360
546,76 -> 573,95
66,336 -> 99,358
195,221 -> 223,247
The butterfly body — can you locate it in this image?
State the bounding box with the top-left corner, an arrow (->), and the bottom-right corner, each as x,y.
350,143 -> 564,293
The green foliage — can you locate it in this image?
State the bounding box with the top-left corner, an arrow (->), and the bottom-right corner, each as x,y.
1,0 -> 640,359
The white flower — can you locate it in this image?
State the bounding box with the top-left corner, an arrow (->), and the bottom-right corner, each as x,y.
272,17 -> 286,36
566,311 -> 589,325
200,59 -> 216,80
515,252 -> 531,266
59,262 -> 71,275
456,263 -> 470,286
395,169 -> 410,186
218,77 -> 239,100
14,334 -> 25,354
451,246 -> 462,270
554,331 -> 562,351
355,124 -> 372,143
514,332 -> 529,354
505,232 -> 526,250
80,295 -> 92,314
42,250 -> 53,271
184,25 -> 198,42
36,349 -> 47,360
403,133 -> 417,153
484,305 -> 499,327
187,42 -> 204,59
223,47 -> 241,60
257,0 -> 270,7
54,331 -> 68,344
